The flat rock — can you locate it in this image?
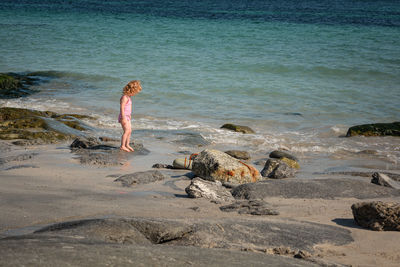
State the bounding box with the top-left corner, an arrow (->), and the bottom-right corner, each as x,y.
232,178 -> 400,200
351,201 -> 400,231
114,170 -> 166,187
220,200 -> 279,215
185,177 -> 234,202
192,149 -> 261,184
225,150 -> 251,160
2,216 -> 352,256
371,172 -> 400,189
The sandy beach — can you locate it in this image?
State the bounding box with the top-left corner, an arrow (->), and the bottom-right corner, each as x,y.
1,140 -> 399,267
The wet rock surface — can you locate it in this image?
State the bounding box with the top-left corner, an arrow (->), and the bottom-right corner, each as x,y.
192,149 -> 261,184
70,137 -> 149,166
261,158 -> 297,179
221,123 -> 255,134
346,122 -> 400,137
0,107 -> 95,144
351,201 -> 400,231
114,171 -> 167,187
185,177 -> 234,202
220,200 -> 279,215
232,178 -> 400,200
269,150 -> 299,162
0,73 -> 40,99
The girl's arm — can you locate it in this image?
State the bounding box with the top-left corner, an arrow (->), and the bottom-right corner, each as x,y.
120,96 -> 128,122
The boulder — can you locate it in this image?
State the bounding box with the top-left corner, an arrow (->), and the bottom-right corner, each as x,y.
346,122 -> 400,137
192,149 -> 261,184
351,201 -> 400,231
185,177 -> 234,202
114,170 -> 166,187
173,158 -> 193,170
225,150 -> 250,160
269,150 -> 299,162
219,200 -> 279,215
221,123 -> 255,134
260,158 -> 296,179
371,172 -> 400,190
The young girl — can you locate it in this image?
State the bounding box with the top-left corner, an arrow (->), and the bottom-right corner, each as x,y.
119,80 -> 142,152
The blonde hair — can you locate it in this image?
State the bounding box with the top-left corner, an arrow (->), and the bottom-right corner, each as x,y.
123,80 -> 142,96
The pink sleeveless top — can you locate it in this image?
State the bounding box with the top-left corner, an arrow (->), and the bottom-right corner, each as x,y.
118,96 -> 132,122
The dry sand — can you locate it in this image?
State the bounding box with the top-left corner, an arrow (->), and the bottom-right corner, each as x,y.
0,141 -> 399,266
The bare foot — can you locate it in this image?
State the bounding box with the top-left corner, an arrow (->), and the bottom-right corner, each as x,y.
120,146 -> 130,152
127,146 -> 135,152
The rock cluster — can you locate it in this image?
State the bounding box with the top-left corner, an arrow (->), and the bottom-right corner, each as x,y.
192,149 -> 261,184
0,73 -> 39,99
261,150 -> 299,179
351,201 -> 400,231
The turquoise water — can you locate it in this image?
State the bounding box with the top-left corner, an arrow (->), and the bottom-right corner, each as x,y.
1,0 -> 400,170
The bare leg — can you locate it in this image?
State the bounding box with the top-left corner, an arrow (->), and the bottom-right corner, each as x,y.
120,121 -> 132,152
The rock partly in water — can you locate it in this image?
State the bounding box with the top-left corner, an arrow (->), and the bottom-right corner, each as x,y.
221,123 -> 255,134
371,172 -> 400,190
192,149 -> 261,184
346,122 -> 400,137
152,163 -> 174,169
185,177 -> 234,203
351,201 -> 400,231
269,150 -> 299,162
114,170 -> 166,187
173,158 -> 193,170
219,200 -> 279,215
0,107 -> 95,144
232,178 -> 400,200
0,73 -> 40,99
225,150 -> 251,160
260,158 -> 296,179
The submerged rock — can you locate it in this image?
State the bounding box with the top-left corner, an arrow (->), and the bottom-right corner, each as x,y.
221,123 -> 255,134
371,172 -> 400,190
192,149 -> 261,184
185,177 -> 234,202
219,200 -> 279,215
225,150 -> 251,160
114,170 -> 166,187
0,73 -> 39,99
346,122 -> 400,137
351,201 -> 400,231
0,107 -> 95,144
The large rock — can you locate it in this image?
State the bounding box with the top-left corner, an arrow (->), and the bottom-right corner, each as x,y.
221,123 -> 255,134
114,170 -> 166,187
185,177 -> 234,202
346,122 -> 400,137
220,200 -> 279,215
371,172 -> 400,190
351,201 -> 400,231
192,149 -> 261,184
260,158 -> 296,179
232,178 -> 400,200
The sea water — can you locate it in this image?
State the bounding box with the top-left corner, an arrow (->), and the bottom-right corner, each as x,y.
1,0 -> 399,173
